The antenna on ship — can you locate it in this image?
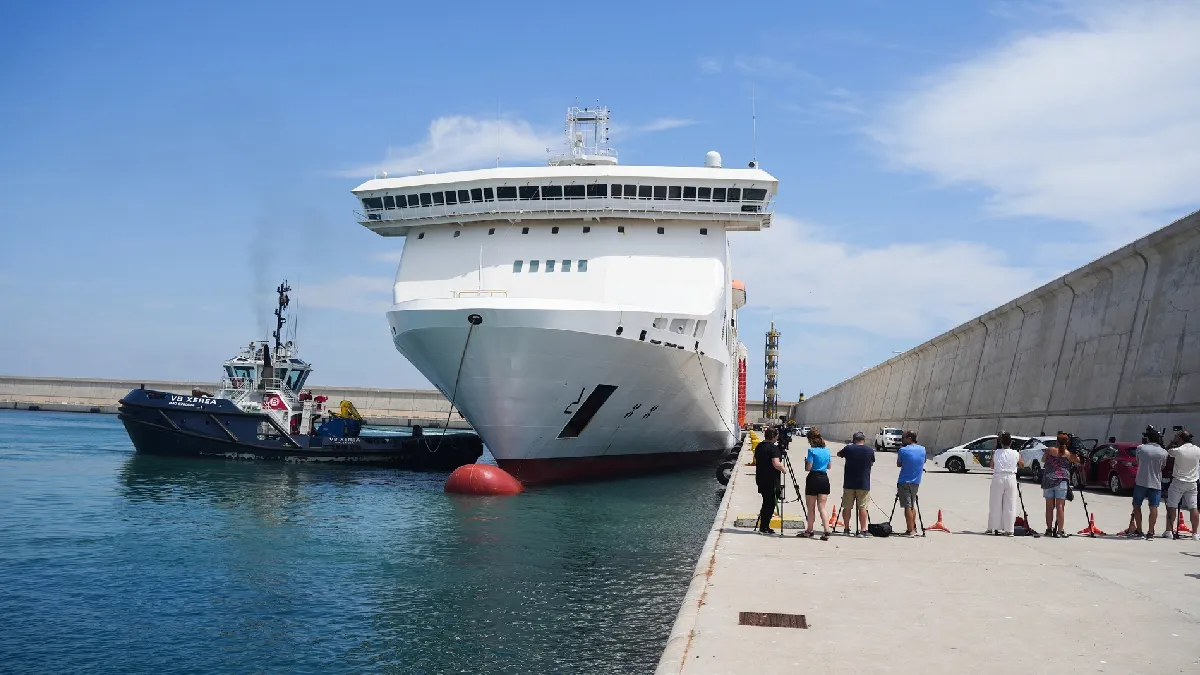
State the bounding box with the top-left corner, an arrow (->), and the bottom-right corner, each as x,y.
272,280 -> 291,355
750,84 -> 758,169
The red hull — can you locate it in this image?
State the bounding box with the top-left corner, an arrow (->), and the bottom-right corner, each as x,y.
497,450 -> 723,485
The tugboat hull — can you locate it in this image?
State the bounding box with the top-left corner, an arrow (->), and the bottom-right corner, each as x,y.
118,389 -> 482,471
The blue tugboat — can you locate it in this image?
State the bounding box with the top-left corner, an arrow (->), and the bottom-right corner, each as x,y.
118,282 -> 483,470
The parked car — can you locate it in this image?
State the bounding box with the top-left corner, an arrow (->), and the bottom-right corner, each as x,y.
799,425 -> 812,437
1074,442 -> 1139,494
874,427 -> 904,452
1018,436 -> 1098,482
932,435 -> 1030,473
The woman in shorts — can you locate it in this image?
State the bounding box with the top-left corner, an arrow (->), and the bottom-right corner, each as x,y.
800,428 -> 832,541
1042,432 -> 1081,538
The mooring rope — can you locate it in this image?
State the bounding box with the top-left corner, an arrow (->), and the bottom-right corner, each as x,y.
429,321 -> 477,454
694,349 -> 737,439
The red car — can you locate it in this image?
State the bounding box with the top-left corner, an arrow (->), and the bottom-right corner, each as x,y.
1074,442 -> 1139,494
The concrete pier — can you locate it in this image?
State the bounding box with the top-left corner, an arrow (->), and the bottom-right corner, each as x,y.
658,438 -> 1200,674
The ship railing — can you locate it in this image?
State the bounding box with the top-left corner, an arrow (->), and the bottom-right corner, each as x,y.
260,379 -> 299,408
453,289 -> 508,298
355,197 -> 776,225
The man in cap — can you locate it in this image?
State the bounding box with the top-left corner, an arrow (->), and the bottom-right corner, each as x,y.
1165,429 -> 1200,540
837,431 -> 876,536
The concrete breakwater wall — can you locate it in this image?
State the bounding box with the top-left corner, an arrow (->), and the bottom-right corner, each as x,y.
792,209 -> 1200,449
0,375 -> 471,428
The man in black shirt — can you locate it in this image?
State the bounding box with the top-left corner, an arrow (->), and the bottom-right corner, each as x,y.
837,431 -> 876,536
755,427 -> 785,534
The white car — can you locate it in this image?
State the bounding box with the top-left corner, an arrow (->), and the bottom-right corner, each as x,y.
932,435 -> 1030,473
874,427 -> 904,452
1018,436 -> 1097,482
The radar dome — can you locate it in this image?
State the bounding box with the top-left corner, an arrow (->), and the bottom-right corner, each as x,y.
704,151 -> 722,168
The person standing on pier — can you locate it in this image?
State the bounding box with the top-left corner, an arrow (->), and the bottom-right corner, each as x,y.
1164,430 -> 1199,540
800,427 -> 832,540
987,432 -> 1023,536
1132,428 -> 1168,540
838,431 -> 875,536
895,430 -> 926,536
755,427 -> 785,535
1041,432 -> 1081,538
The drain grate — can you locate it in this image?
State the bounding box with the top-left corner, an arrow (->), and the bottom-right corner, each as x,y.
739,612 -> 808,629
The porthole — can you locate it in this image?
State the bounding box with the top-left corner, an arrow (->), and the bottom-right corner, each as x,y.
617,226 -> 625,233
616,326 -> 624,335
552,226 -> 559,234
700,228 -> 708,235
488,228 -> 495,235
522,227 -> 529,234
656,227 -> 664,234
583,226 -> 591,233
453,230 -> 460,238
418,232 -> 425,239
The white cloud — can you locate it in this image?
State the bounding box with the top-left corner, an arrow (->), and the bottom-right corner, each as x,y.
636,117 -> 697,133
338,116 -> 560,178
729,215 -> 1051,339
870,1 -> 1200,236
293,275 -> 393,314
697,57 -> 722,74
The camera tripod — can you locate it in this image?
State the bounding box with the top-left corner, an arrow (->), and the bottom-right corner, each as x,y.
886,490 -> 927,536
1015,479 -> 1042,538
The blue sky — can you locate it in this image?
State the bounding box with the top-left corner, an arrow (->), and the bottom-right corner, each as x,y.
2,0 -> 1198,401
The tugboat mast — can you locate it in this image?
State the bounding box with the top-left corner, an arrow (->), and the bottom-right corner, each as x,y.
272,281 -> 291,355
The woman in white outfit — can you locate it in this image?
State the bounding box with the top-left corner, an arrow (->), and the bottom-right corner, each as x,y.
988,432 -> 1024,535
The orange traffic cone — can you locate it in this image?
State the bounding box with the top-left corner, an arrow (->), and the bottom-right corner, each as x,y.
1177,512 -> 1193,534
1077,514 -> 1106,536
926,509 -> 951,533
828,509 -> 842,528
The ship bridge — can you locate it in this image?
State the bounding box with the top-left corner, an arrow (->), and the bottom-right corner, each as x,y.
351,105 -> 776,237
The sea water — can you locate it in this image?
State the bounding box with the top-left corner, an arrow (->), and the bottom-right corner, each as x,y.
0,410 -> 718,674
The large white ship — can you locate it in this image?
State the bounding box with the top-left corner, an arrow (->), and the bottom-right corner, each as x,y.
352,107 -> 776,484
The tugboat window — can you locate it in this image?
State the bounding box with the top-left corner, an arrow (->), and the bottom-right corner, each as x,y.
396,195 -> 407,208
624,184 -> 637,198
518,186 -> 540,200
577,259 -> 588,272
497,186 -> 517,200
668,186 -> 682,200
408,194 -> 421,207
529,260 -> 539,272
638,185 -> 652,199
419,193 -> 432,206
470,188 -> 484,202
433,192 -> 445,205
653,186 -> 667,200
683,186 -> 697,199
458,189 -> 471,203
362,197 -> 383,210
697,187 -> 711,200
711,188 -> 726,202
610,184 -> 622,197
545,260 -> 555,272
513,260 -> 523,272
587,184 -> 607,197
743,188 -> 767,201
562,260 -> 571,272
542,185 -> 563,199
383,195 -> 395,209
483,187 -> 495,201
726,187 -> 741,201
444,191 -> 457,205
565,185 -> 585,199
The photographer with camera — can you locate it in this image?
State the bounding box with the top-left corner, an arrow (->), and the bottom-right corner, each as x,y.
754,427 -> 785,535
988,432 -> 1024,536
799,427 -> 832,540
1041,431 -> 1081,537
1132,426 -> 1168,540
1164,429 -> 1199,540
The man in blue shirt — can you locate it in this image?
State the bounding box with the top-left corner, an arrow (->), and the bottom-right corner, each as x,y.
896,430 -> 927,536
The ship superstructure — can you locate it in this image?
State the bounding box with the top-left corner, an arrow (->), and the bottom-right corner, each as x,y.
352,106 -> 777,483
